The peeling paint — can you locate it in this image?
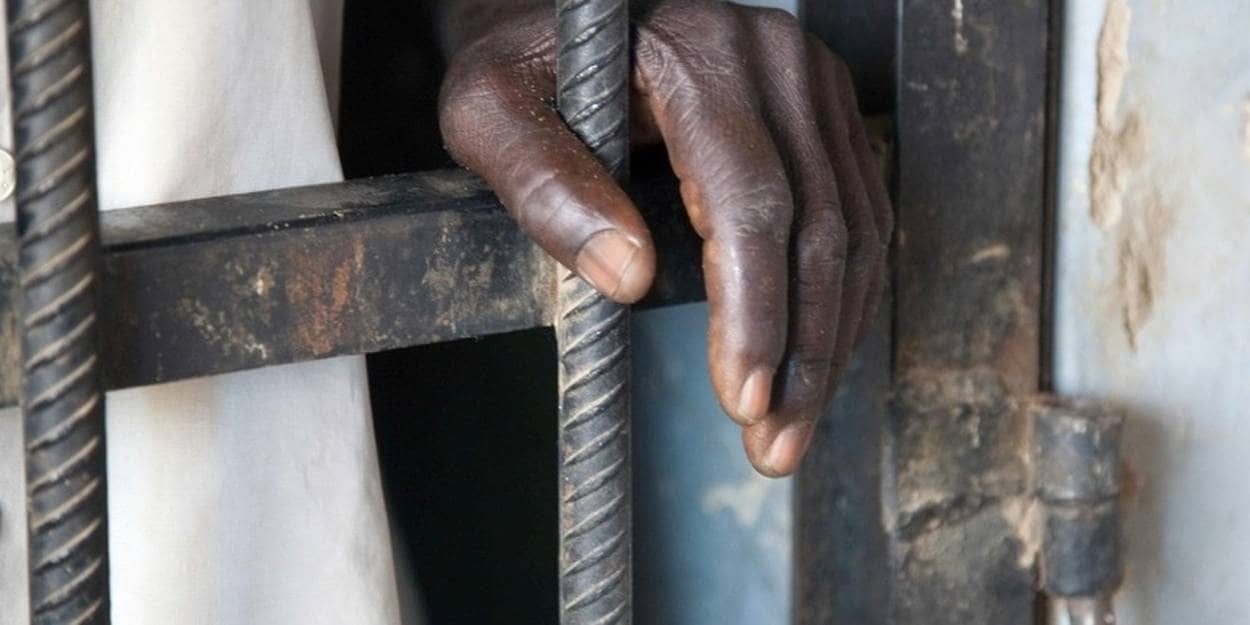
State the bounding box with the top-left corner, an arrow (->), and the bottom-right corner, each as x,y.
1096,0 -> 1131,129
1114,191 -> 1172,350
1089,0 -> 1134,228
1090,110 -> 1146,229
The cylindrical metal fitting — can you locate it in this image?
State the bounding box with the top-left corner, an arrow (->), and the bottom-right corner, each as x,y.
1029,398 -> 1124,600
1041,501 -> 1120,597
1033,398 -> 1124,503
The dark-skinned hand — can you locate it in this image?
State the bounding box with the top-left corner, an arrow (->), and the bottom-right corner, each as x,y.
438,0 -> 892,477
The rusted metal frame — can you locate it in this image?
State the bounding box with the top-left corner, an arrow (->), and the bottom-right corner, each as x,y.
8,0 -> 111,623
887,0 -> 1052,623
0,171 -> 701,410
554,1 -> 633,624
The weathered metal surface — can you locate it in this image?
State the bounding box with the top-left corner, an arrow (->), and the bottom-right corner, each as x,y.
8,0 -> 111,623
0,170 -> 699,409
1031,400 -> 1124,599
888,370 -> 1034,625
889,0 -> 1051,622
1032,400 -> 1123,503
555,1 -> 633,624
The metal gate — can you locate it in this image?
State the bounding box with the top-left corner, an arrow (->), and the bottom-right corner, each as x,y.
0,1 -> 1124,623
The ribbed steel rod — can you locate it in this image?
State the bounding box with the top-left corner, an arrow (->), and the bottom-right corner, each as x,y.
554,0 -> 632,624
9,0 -> 110,623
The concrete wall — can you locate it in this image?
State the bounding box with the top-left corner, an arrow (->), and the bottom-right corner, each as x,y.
1054,0 -> 1250,621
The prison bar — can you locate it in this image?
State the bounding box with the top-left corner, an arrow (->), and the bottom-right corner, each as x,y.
0,0 -> 1074,621
0,170 -> 701,410
553,0 -> 635,624
8,0 -> 112,623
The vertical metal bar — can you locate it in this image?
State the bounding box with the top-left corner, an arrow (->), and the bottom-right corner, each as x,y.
554,1 -> 631,624
8,1 -> 110,623
889,0 -> 1049,621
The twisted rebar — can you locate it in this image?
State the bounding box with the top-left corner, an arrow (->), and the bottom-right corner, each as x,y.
555,0 -> 632,624
8,0 -> 109,623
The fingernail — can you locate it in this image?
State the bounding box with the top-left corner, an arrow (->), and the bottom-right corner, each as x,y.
576,231 -> 640,300
737,367 -> 773,423
764,422 -> 813,476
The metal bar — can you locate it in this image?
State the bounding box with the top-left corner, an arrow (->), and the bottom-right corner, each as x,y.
554,1 -> 632,624
7,0 -> 110,623
0,171 -> 699,409
888,0 -> 1051,622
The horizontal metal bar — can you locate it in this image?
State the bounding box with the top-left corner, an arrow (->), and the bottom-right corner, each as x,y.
0,169 -> 702,408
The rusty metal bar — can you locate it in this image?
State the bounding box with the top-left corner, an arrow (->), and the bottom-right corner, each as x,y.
554,0 -> 632,623
0,171 -> 701,410
887,0 -> 1051,622
8,0 -> 111,623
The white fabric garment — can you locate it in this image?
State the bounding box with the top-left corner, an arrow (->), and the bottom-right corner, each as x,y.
0,2 -> 402,623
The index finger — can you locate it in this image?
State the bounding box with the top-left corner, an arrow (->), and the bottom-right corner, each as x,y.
439,49 -> 656,303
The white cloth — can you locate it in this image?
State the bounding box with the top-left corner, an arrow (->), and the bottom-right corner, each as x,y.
0,2 -> 402,623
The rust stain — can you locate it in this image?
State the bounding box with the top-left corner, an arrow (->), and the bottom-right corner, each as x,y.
285,234 -> 364,357
992,282 -> 1038,397
1119,459 -> 1139,503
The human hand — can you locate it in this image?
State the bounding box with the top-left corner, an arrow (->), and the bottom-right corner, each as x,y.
439,0 -> 891,477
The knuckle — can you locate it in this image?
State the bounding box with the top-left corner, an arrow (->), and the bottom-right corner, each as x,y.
796,209 -> 849,277
801,206 -> 849,253
847,213 -> 882,266
725,201 -> 791,249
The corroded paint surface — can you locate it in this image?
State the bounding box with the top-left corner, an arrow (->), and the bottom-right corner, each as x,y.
1055,0 -> 1250,622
